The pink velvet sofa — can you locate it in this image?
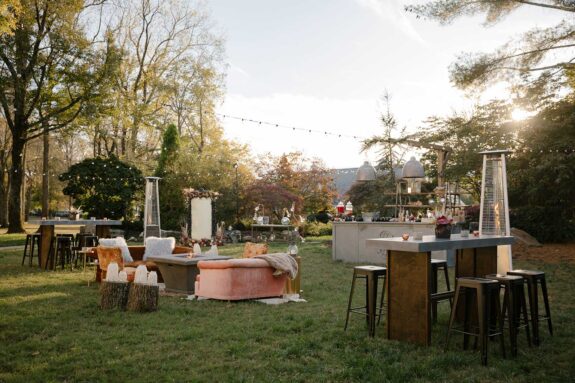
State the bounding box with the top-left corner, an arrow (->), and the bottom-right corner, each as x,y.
194,258 -> 287,300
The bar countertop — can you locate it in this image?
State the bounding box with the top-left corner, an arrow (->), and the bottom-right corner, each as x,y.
366,234 -> 514,252
31,219 -> 122,225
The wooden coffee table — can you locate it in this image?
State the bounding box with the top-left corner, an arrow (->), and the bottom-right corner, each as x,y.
146,254 -> 232,294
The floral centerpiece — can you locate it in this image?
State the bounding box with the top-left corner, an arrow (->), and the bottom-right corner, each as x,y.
435,215 -> 453,239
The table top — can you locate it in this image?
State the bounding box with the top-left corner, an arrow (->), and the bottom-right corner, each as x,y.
366,234 -> 514,252
146,254 -> 232,266
252,224 -> 293,228
33,219 -> 122,226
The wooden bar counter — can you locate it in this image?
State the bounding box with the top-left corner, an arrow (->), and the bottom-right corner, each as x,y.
366,234 -> 514,346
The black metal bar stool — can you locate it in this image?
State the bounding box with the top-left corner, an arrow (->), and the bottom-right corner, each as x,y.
445,277 -> 505,366
507,269 -> 552,346
21,233 -> 41,267
344,266 -> 387,337
430,259 -> 453,322
486,274 -> 531,356
46,235 -> 74,270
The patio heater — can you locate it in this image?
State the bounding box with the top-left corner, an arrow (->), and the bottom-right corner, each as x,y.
478,150 -> 512,273
144,177 -> 161,238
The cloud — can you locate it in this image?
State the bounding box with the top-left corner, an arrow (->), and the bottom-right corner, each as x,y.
355,0 -> 426,45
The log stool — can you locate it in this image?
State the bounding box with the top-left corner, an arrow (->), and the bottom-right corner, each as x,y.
21,233 -> 41,267
445,277 -> 505,366
507,270 -> 552,346
344,266 -> 387,337
486,274 -> 531,356
430,259 -> 453,322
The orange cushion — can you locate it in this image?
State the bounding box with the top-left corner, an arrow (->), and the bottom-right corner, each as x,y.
96,246 -> 124,271
242,242 -> 268,258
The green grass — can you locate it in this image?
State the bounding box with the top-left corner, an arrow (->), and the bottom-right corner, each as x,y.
1,241 -> 574,382
0,233 -> 27,247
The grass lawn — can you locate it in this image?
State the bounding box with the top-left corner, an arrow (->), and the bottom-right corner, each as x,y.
0,233 -> 27,247
0,240 -> 574,382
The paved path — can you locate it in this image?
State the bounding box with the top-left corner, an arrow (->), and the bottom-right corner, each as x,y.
0,246 -> 24,251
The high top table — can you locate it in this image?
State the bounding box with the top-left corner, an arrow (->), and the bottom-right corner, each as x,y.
32,219 -> 122,270
366,234 -> 514,346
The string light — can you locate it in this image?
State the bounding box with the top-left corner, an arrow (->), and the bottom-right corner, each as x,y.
214,112 -> 367,141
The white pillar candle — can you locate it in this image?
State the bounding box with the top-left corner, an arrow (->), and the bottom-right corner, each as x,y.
118,270 -> 128,282
147,271 -> 158,286
134,264 -> 148,284
107,262 -> 119,282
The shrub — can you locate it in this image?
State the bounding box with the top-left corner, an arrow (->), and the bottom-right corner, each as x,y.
510,206 -> 575,243
302,221 -> 332,237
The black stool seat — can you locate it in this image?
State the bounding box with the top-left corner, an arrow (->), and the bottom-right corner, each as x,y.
507,269 -> 552,346
446,277 -> 505,366
344,266 -> 387,337
508,270 -> 544,277
486,274 -> 531,356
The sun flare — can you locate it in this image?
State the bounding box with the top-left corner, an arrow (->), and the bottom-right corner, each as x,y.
511,108 -> 532,121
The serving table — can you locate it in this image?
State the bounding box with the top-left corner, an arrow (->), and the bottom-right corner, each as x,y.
251,224 -> 293,242
32,219 -> 122,270
146,254 -> 232,294
366,234 -> 514,346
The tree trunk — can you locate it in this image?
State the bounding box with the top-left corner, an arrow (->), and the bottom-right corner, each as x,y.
0,148 -> 8,227
42,125 -> 49,217
7,135 -> 25,233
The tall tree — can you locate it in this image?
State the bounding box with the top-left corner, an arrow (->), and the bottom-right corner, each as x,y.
111,0 -> 223,161
0,118 -> 10,226
416,100 -> 518,201
406,1 -> 575,90
0,0 -> 21,36
0,0 -> 112,232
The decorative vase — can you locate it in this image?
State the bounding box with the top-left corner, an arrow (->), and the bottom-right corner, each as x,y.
435,224 -> 452,239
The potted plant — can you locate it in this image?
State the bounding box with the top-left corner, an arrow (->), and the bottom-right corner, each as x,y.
361,202 -> 379,223
435,215 -> 453,239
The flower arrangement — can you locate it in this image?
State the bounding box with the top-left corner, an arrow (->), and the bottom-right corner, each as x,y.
435,215 -> 453,226
435,215 -> 453,239
182,188 -> 220,201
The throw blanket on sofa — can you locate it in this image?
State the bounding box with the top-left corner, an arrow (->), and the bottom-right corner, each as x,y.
254,253 -> 298,279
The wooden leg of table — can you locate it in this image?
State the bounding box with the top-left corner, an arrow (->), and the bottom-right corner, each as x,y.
455,247 -> 498,322
387,250 -> 431,345
40,225 -> 54,270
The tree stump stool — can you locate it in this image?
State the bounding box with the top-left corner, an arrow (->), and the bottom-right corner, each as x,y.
127,283 -> 159,312
100,281 -> 130,310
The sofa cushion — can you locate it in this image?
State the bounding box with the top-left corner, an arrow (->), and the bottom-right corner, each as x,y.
99,237 -> 133,263
198,258 -> 271,269
143,237 -> 176,260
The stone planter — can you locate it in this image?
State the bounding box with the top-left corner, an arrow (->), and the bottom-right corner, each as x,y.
435,224 -> 452,239
362,212 -> 376,223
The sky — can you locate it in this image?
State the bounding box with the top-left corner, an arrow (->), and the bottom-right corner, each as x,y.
208,0 -> 566,169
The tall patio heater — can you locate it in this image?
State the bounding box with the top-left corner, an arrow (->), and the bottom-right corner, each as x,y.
478,150 -> 512,273
144,176 -> 161,238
